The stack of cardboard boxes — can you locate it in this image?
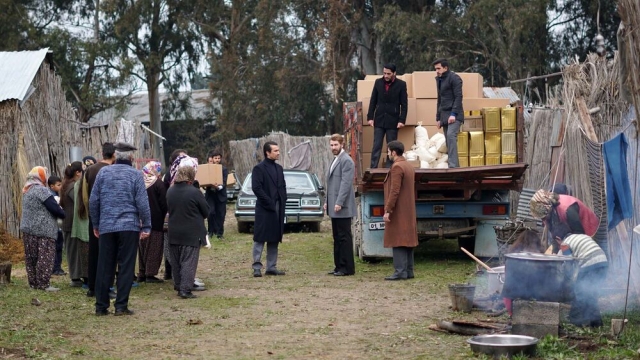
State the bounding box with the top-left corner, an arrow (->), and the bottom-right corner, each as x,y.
357,72 -> 515,168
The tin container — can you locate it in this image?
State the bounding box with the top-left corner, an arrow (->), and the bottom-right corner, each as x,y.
502,154 -> 517,164
464,110 -> 482,116
486,154 -> 501,165
462,115 -> 483,132
470,155 -> 485,167
459,156 -> 470,167
501,107 -> 517,131
469,131 -> 485,156
458,131 -> 469,156
483,107 -> 501,132
502,132 -> 517,154
485,132 -> 502,155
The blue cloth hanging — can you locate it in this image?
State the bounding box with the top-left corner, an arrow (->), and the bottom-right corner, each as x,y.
603,133 -> 633,230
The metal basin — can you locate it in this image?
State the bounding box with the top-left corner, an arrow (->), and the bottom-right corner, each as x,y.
467,334 -> 538,358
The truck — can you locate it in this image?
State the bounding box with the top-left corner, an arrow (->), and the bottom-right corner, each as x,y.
343,101 -> 528,261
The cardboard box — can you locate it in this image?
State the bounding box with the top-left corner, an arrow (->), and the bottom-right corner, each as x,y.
361,97 -> 371,121
416,99 -> 438,124
397,74 -> 414,98
502,132 -> 517,154
470,155 -> 485,167
407,159 -> 420,168
461,115 -> 483,132
362,126 -> 375,151
195,164 -> 223,186
459,156 -> 469,168
412,71 -> 438,98
357,80 -> 376,100
365,75 -> 380,80
458,73 -> 484,98
398,125 -> 416,148
463,98 -> 511,112
502,154 -> 517,164
227,173 -> 237,186
483,107 -> 502,132
501,107 -> 517,131
362,152 -> 384,169
486,154 -> 501,165
485,132 -> 502,155
458,131 -> 469,157
362,125 -> 417,153
469,131 -> 485,155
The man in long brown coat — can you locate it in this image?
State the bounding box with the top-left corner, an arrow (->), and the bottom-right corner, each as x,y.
383,141 -> 418,280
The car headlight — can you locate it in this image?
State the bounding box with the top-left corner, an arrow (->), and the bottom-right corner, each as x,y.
301,198 -> 320,206
238,199 -> 256,206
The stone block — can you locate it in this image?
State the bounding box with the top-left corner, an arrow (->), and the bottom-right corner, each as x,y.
512,300 -> 567,325
512,323 -> 558,338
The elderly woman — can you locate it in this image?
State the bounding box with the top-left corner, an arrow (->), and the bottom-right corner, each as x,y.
166,166 -> 209,299
138,161 -> 168,283
20,166 -> 65,291
59,161 -> 88,287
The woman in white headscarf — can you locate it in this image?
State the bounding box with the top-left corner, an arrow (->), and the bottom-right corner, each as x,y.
138,161 -> 168,283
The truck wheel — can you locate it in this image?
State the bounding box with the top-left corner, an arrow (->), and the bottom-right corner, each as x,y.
237,221 -> 251,233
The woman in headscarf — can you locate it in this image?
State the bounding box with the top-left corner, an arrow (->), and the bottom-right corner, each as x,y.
166,166 -> 209,299
530,189 -> 599,252
20,166 -> 65,291
138,161 -> 168,283
59,161 -> 89,288
161,149 -> 187,280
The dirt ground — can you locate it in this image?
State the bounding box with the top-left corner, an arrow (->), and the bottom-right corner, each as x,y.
0,205 -> 485,359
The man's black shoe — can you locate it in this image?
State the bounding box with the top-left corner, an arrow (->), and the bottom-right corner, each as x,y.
192,285 -> 206,291
146,276 -> 164,283
333,271 -> 347,276
114,308 -> 134,316
137,276 -> 146,283
95,309 -> 109,316
384,275 -> 407,281
327,271 -> 336,275
178,291 -> 197,299
265,270 -> 285,276
86,290 -> 95,297
253,269 -> 262,277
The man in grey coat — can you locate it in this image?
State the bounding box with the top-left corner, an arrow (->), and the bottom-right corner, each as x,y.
433,58 -> 464,168
325,134 -> 356,276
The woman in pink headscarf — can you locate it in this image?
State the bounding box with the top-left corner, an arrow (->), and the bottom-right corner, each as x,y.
137,161 -> 168,283
20,166 -> 66,291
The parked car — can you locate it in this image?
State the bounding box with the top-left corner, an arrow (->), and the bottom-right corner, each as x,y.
226,172 -> 241,202
235,170 -> 325,233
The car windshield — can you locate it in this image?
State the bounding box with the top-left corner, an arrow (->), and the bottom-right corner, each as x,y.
242,172 -> 314,191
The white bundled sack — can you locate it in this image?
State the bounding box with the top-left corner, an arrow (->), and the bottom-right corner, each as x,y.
428,146 -> 438,158
420,160 -> 431,168
438,142 -> 448,154
436,162 -> 449,169
405,150 -> 417,161
436,154 -> 449,164
416,147 -> 435,162
415,122 -> 429,148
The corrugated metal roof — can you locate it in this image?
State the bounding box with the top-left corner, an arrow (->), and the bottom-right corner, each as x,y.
0,48 -> 50,103
483,87 -> 520,103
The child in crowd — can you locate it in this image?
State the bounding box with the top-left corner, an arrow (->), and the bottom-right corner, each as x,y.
48,175 -> 67,276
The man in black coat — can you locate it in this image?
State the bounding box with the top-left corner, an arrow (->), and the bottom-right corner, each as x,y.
367,63 -> 408,168
251,141 -> 287,277
204,151 -> 228,240
433,58 -> 464,168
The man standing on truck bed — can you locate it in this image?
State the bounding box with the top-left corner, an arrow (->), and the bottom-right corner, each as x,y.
434,58 -> 464,168
382,141 -> 418,280
367,63 -> 408,169
325,134 -> 356,276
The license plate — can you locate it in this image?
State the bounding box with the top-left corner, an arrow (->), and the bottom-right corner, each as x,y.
368,222 -> 385,230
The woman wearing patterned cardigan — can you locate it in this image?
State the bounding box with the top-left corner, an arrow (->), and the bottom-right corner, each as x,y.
20,166 -> 66,291
552,223 -> 608,327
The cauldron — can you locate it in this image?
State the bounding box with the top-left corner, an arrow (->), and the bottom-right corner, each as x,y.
502,252 -> 577,302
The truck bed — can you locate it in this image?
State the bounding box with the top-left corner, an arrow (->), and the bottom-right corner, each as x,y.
358,163 -> 528,200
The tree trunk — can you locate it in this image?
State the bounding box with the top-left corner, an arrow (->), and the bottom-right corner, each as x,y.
358,16 -> 378,75
147,72 -> 165,168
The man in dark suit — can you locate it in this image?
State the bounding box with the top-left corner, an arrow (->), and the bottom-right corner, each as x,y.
325,134 -> 356,276
204,151 -> 228,240
433,58 -> 464,168
251,141 -> 287,277
367,63 -> 408,168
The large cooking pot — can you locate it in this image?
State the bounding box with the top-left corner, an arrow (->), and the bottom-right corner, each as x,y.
503,252 -> 577,303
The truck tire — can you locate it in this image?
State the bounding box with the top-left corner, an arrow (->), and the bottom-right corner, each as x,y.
237,221 -> 252,234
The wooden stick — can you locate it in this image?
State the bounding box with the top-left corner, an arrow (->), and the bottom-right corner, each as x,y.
460,247 -> 493,272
